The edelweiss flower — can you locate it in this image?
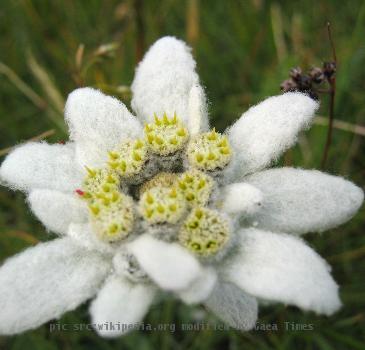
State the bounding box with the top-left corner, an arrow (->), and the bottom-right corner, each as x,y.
0,37 -> 363,337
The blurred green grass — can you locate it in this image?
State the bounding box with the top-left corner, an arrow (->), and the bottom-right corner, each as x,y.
0,0 -> 364,349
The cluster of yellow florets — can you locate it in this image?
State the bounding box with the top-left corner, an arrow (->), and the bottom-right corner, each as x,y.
139,172 -> 178,195
91,194 -> 134,242
177,169 -> 214,208
77,167 -> 134,242
145,113 -> 189,155
139,185 -> 186,224
106,113 -> 189,181
138,170 -> 214,225
187,129 -> 231,171
108,139 -> 148,178
80,167 -> 120,203
179,207 -> 230,257
76,112 -> 233,257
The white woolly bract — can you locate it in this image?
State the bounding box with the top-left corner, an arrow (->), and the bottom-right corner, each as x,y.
205,281 -> 258,330
90,275 -> 156,338
28,189 -> 88,235
127,234 -> 202,291
224,92 -> 319,181
222,228 -> 341,315
0,142 -> 83,192
221,182 -> 263,215
0,237 -> 111,335
178,267 -> 217,304
245,167 -> 364,234
65,87 -> 143,167
188,84 -> 209,134
131,36 -> 207,132
67,223 -> 117,254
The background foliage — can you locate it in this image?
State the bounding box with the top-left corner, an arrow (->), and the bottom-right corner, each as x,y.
0,0 -> 364,349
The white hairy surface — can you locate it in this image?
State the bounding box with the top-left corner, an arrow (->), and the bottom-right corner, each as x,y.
225,92 -> 319,181
28,189 -> 88,235
205,281 -> 258,330
178,267 -> 217,304
0,237 -> 110,335
65,87 -> 143,167
90,275 -> 156,337
131,36 -> 208,132
222,228 -> 341,315
128,234 -> 202,291
245,167 -> 364,234
221,182 -> 263,216
0,142 -> 83,192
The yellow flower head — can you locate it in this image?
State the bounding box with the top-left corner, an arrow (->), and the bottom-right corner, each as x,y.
177,169 -> 214,208
179,207 -> 230,257
144,113 -> 189,156
187,129 -> 232,171
90,193 -> 134,242
108,139 -> 148,178
78,167 -> 120,203
139,185 -> 186,225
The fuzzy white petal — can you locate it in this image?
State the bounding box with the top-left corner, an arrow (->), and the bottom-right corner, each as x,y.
245,168 -> 364,234
131,36 -> 208,132
28,190 -> 88,235
0,142 -> 83,192
188,84 -> 209,134
90,275 -> 156,338
205,282 -> 258,330
178,267 -> 217,304
222,228 -> 341,315
225,92 -> 319,180
65,87 -> 143,167
0,237 -> 111,335
127,234 -> 202,291
221,183 -> 263,216
67,223 -> 115,254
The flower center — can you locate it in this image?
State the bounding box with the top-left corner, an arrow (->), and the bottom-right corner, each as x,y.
187,129 -> 231,171
76,113 -> 233,257
144,113 -> 189,155
90,193 -> 134,242
139,172 -> 178,194
179,207 -> 230,257
108,139 -> 147,178
77,168 -> 134,242
177,169 -> 214,208
81,167 -> 120,201
139,185 -> 186,224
